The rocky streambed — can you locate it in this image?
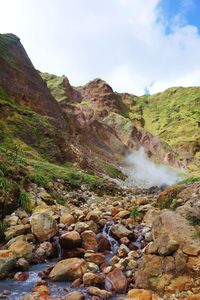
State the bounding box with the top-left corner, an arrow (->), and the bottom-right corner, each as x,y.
0,182 -> 200,300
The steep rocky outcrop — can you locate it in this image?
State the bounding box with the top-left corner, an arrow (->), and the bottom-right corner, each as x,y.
0,34 -> 66,128
41,72 -> 183,169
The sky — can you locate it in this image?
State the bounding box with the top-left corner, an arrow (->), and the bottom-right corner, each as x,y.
1,0 -> 200,95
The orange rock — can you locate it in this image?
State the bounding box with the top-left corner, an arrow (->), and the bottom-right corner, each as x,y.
105,267 -> 127,293
81,230 -> 97,251
127,289 -> 160,300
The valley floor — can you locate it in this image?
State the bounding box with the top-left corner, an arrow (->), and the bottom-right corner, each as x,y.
0,180 -> 200,300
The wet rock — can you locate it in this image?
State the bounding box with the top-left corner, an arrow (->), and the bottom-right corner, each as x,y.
0,250 -> 16,279
71,278 -> 82,288
49,258 -> 87,281
83,272 -> 103,286
85,252 -> 105,265
5,224 -> 25,241
31,212 -> 57,242
105,268 -> 127,293
16,257 -> 29,271
127,289 -> 160,299
14,271 -> 29,281
60,213 -> 75,225
110,223 -> 132,240
60,231 -> 82,249
118,244 -> 130,258
86,287 -> 112,299
62,248 -> 85,259
81,230 -> 97,251
64,291 -> 85,300
97,234 -> 111,252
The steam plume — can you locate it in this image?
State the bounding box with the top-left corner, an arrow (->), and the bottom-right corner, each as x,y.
125,147 -> 181,188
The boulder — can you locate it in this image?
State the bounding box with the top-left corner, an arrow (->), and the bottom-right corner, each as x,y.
5,224 -> 25,241
49,258 -> 87,281
0,250 -> 16,279
60,213 -> 75,225
85,252 -> 105,265
31,212 -> 57,242
152,211 -> 197,246
105,267 -> 127,293
8,236 -> 33,259
64,291 -> 84,300
60,231 -> 81,249
83,272 -> 103,286
110,223 -> 132,240
127,289 -> 160,300
81,230 -> 97,251
14,271 -> 29,281
86,287 -> 112,299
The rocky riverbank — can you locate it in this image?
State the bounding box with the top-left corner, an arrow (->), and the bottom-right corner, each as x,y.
0,181 -> 200,299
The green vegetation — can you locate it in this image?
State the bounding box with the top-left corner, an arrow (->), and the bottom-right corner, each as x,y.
179,176 -> 200,185
18,190 -> 32,212
98,160 -> 126,180
187,216 -> 200,226
0,33 -> 19,67
28,160 -> 104,189
130,207 -> 140,219
40,72 -> 67,102
119,87 -> 200,175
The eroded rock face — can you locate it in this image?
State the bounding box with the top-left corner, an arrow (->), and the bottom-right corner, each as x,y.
49,258 -> 87,281
0,34 -> 66,129
31,212 -> 57,242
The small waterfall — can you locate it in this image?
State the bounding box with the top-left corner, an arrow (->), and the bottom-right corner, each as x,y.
103,220 -> 119,254
53,236 -> 62,259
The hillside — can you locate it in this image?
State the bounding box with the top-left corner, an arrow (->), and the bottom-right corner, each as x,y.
121,88 -> 200,174
0,33 -> 200,300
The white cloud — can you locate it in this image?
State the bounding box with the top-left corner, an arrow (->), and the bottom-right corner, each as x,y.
0,0 -> 200,95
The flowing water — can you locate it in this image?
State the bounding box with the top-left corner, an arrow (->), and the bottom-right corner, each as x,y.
102,220 -> 119,254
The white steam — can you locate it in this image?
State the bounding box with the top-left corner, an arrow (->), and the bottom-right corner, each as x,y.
125,147 -> 181,188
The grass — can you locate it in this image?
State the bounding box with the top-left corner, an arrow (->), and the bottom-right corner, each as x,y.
40,72 -> 67,102
179,176 -> 200,185
0,175 -> 11,190
27,159 -> 104,189
98,160 -> 126,180
18,190 -> 32,212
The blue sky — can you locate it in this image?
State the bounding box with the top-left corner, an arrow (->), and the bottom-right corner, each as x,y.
1,0 -> 200,95
159,0 -> 200,33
